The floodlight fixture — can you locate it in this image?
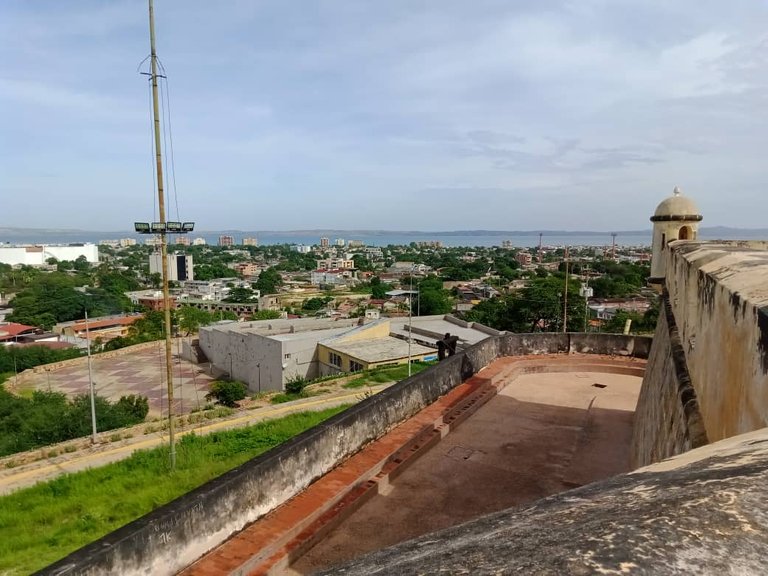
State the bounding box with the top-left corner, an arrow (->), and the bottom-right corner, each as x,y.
166,221 -> 182,233
182,222 -> 195,232
151,222 -> 167,233
134,222 -> 151,234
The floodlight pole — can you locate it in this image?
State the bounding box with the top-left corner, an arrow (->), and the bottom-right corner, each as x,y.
408,267 -> 413,377
85,308 -> 98,444
562,246 -> 569,333
148,0 -> 176,469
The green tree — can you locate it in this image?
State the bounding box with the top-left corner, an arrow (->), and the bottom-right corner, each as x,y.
223,286 -> 257,303
177,306 -> 214,336
255,267 -> 283,294
253,310 -> 281,320
465,276 -> 585,333
370,277 -> 392,299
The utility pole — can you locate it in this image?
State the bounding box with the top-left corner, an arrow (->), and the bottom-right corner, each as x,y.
562,246 -> 569,333
85,308 -> 98,444
408,267 -> 413,377
148,0 -> 176,469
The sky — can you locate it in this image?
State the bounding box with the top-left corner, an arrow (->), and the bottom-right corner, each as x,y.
1,0 -> 767,232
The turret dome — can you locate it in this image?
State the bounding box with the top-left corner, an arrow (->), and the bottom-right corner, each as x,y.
651,187 -> 702,222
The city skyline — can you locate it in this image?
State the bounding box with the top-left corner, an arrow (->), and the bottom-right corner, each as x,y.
2,1 -> 767,231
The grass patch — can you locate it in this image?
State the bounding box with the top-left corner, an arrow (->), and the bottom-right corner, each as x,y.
0,404 -> 349,575
342,361 -> 435,389
269,388 -> 328,405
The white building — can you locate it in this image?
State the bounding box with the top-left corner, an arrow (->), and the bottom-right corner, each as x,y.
0,243 -> 99,266
292,244 -> 312,254
149,252 -> 194,282
316,258 -> 354,270
192,237 -> 207,246
197,315 -> 500,392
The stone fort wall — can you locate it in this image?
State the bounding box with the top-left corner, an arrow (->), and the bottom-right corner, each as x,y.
632,240 -> 768,467
41,333 -> 649,576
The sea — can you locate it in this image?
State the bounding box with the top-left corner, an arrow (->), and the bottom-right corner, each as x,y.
2,228 -> 766,249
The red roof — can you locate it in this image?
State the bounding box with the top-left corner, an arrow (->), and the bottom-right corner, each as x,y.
70,316 -> 140,332
0,323 -> 37,341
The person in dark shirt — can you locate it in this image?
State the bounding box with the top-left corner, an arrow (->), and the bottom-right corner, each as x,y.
437,339 -> 447,361
444,333 -> 458,356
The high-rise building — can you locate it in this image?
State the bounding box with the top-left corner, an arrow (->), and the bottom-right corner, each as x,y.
173,236 -> 190,246
149,252 -> 194,282
347,240 -> 364,248
192,237 -> 207,246
319,237 -> 330,248
334,238 -> 345,247
242,237 -> 259,247
218,235 -> 235,247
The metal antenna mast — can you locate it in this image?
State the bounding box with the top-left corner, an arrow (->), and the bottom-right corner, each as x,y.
148,0 -> 176,469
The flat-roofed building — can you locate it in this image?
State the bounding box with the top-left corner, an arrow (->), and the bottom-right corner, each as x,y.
197,315 -> 500,392
149,252 -> 194,282
0,243 -> 99,266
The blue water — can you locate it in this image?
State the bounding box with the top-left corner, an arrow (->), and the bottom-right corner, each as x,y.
2,228 -> 765,248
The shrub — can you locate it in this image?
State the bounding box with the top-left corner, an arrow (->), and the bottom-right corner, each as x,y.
206,380 -> 247,407
285,374 -> 307,395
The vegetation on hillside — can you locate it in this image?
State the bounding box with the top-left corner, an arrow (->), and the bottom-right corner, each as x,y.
0,386 -> 149,457
0,405 -> 348,575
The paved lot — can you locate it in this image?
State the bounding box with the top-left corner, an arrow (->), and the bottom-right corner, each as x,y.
21,342 -> 216,417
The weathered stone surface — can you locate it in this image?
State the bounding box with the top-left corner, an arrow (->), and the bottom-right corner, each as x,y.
665,241 -> 768,441
631,290 -> 707,468
321,428 -> 768,576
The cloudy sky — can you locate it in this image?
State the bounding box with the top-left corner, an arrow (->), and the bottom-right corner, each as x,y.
1,0 -> 767,231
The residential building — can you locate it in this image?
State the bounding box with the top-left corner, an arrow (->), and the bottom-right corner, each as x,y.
139,293 -> 178,311
292,245 -> 312,254
334,238 -> 345,246
316,258 -> 354,270
516,252 -> 533,266
243,237 -> 259,247
319,237 -> 330,248
218,235 -> 235,247
144,237 -> 162,246
99,239 -> 134,249
311,269 -> 355,286
173,236 -> 190,246
54,314 -> 142,344
0,322 -> 39,344
232,262 -> 260,277
192,237 -> 207,246
149,252 -> 194,282
347,240 -> 364,248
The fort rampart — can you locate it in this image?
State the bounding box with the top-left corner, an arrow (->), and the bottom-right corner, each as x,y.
41,333 -> 649,576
